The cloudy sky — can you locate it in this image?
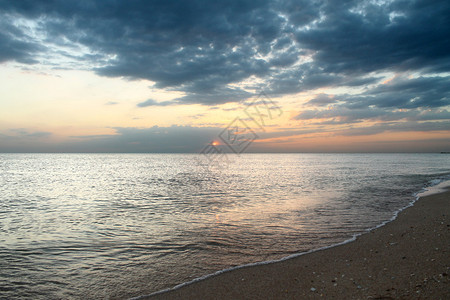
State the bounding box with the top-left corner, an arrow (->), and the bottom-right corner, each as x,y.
0,0 -> 449,152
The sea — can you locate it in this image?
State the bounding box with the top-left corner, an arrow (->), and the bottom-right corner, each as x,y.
0,153 -> 449,299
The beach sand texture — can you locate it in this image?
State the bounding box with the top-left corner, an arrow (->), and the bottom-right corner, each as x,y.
144,190 -> 449,299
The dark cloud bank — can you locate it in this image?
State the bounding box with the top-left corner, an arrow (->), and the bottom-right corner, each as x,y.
2,124 -> 448,153
0,126 -> 219,153
0,0 -> 449,152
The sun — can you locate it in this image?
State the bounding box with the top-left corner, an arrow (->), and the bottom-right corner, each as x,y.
211,141 -> 219,146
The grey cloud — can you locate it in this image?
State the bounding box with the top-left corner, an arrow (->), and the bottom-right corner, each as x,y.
7,129 -> 52,138
1,123 -> 448,153
296,74 -> 450,128
0,125 -> 222,153
257,128 -> 321,139
295,107 -> 388,123
335,75 -> 450,112
0,0 -> 449,108
305,94 -> 337,106
295,106 -> 450,125
173,87 -> 252,105
366,76 -> 450,109
339,121 -> 450,136
66,125 -> 221,152
137,99 -> 174,107
26,131 -> 52,138
411,109 -> 450,121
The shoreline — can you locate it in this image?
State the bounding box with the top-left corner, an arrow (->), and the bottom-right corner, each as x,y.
136,183 -> 449,299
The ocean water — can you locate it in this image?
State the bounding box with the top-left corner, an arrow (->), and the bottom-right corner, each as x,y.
0,153 -> 449,299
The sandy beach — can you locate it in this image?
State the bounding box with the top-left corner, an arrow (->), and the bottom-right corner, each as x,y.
142,189 -> 449,300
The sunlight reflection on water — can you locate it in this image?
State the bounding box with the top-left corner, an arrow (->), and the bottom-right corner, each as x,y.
0,153 -> 449,299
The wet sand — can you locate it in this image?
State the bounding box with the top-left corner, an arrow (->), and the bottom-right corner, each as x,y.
142,190 -> 449,299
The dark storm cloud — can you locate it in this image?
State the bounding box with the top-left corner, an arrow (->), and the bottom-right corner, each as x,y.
261,63 -> 382,96
0,0 -> 449,108
0,16 -> 43,64
295,0 -> 450,74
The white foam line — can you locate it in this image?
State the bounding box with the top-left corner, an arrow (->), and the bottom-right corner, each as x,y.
416,179 -> 450,198
130,178 -> 450,300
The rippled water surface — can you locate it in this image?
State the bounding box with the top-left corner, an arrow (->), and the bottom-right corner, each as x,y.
0,153 -> 449,299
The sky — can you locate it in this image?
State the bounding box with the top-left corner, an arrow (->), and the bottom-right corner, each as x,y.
0,0 -> 449,153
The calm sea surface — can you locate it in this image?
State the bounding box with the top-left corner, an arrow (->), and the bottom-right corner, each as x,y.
0,153 -> 449,299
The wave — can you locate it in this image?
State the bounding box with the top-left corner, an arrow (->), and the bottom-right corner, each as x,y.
131,177 -> 450,300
